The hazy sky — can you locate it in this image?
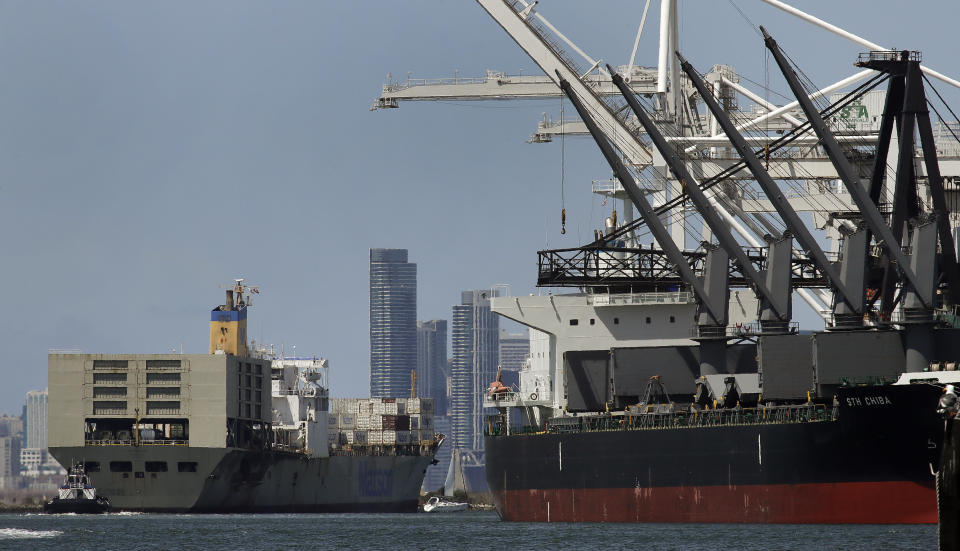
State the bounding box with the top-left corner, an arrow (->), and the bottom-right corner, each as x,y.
2,1 -> 959,413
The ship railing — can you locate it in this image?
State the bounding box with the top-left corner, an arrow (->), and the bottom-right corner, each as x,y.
84,439 -> 189,446
588,291 -> 695,306
328,445 -> 431,457
483,391 -> 522,408
485,403 -> 833,436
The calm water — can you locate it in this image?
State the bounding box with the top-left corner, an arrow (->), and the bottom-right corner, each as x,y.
0,511 -> 937,550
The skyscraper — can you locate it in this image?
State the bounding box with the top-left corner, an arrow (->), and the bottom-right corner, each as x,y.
450,289 -> 499,451
25,389 -> 48,449
498,329 -> 529,390
416,320 -> 448,416
369,249 -> 417,398
0,437 -> 20,483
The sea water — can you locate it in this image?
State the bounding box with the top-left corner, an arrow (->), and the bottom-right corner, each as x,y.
0,512 -> 935,550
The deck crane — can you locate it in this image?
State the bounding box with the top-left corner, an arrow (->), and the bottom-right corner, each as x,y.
608,65 -> 792,334
678,52 -> 875,328
557,73 -> 731,377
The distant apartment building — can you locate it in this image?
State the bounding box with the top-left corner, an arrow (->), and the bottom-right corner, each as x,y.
22,388 -> 63,479
0,436 -> 21,486
417,320 -> 448,416
450,290 -> 499,451
369,249 -> 417,398
26,389 -> 48,449
0,415 -> 23,439
19,448 -> 48,475
498,328 -> 529,390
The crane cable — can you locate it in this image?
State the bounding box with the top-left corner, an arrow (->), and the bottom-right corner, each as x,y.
560,96 -> 567,234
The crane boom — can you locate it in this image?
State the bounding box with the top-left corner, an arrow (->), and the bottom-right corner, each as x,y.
475,0 -> 652,166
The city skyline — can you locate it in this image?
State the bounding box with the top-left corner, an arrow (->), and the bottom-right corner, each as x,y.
2,1 -> 958,412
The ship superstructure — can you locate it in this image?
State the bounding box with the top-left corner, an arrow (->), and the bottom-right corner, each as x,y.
47,282 -> 439,512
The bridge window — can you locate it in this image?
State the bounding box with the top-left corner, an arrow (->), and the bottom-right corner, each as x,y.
569,319 -> 579,326
146,372 -> 180,384
145,461 -> 168,473
110,461 -> 132,472
93,360 -> 128,369
146,360 -> 181,369
93,373 -> 127,384
93,387 -> 127,398
178,462 -> 198,473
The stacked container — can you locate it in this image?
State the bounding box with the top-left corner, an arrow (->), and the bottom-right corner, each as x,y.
326,397 -> 436,449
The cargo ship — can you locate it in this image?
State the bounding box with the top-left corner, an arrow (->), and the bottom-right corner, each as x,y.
474,11 -> 960,523
48,281 -> 440,512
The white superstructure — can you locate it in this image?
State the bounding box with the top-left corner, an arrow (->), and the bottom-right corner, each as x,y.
270,357 -> 330,458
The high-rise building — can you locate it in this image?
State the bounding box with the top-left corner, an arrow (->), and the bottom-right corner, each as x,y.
417,320 -> 448,416
369,249 -> 417,398
498,328 -> 529,390
0,436 -> 21,481
0,416 -> 22,439
26,389 -> 48,449
450,289 -> 499,451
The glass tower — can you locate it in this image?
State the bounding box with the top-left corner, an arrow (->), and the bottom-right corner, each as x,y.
369,249 -> 417,398
416,320 -> 448,416
450,289 -> 499,451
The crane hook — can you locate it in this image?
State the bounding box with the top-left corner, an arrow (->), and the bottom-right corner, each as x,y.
561,208 -> 566,234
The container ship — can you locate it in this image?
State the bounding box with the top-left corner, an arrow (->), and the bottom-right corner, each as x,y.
470,3 -> 960,524
48,281 -> 440,512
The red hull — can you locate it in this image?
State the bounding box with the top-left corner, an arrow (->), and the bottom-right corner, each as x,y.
494,481 -> 936,523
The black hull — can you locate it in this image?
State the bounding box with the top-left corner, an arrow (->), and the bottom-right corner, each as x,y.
485,384 -> 944,523
44,498 -> 110,514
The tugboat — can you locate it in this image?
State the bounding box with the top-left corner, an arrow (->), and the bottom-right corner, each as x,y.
43,462 -> 110,514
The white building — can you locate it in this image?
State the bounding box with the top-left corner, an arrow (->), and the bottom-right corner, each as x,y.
26,389 -> 48,449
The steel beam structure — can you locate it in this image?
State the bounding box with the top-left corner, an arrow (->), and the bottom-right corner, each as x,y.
677,51 -> 860,315
557,74 -> 724,324
610,66 -> 789,321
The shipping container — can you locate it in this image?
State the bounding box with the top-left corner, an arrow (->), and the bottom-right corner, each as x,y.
381,415 -> 397,430
384,402 -> 398,415
339,413 -> 357,430
396,430 -> 411,445
382,430 -> 397,444
396,415 -> 410,431
356,414 -> 371,430
409,415 -> 420,430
